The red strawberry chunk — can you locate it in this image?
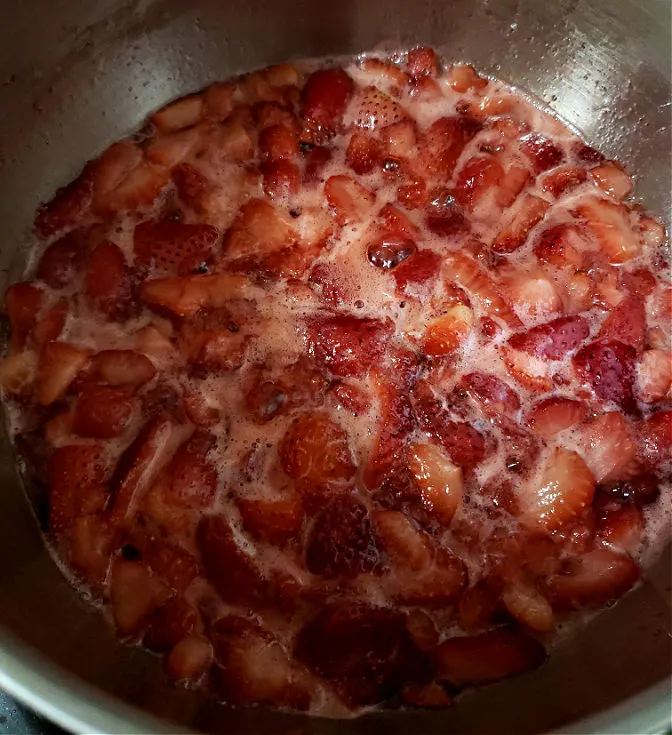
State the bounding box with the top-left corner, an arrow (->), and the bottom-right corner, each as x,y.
639,411 -> 671,466
453,156 -> 505,210
493,194 -> 550,253
573,339 -> 638,413
425,188 -> 469,237
262,160 -> 300,200
303,68 -> 354,134
159,430 -> 218,509
367,233 -> 417,269
407,47 -> 439,77
302,146 -> 332,183
598,296 -> 646,351
89,350 -> 156,388
460,372 -> 521,416
418,116 -> 482,181
36,231 -> 88,288
238,495 -> 304,545
533,223 -> 584,268
509,315 -> 590,359
34,162 -> 96,238
5,282 -> 43,352
348,86 -> 408,131
393,249 -> 442,292
305,313 -> 393,377
144,596 -> 196,652
520,133 -> 564,173
73,384 -> 137,439
85,241 -> 135,321
527,397 -> 587,438
541,166 -> 587,198
134,221 -> 219,277
346,132 -> 382,174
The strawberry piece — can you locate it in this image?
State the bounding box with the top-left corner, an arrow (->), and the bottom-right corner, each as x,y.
156,430 -> 217,509
573,339 -> 637,413
619,267 -> 657,298
460,372 -> 521,416
408,443 -> 463,525
547,548 -> 639,609
278,411 -> 355,495
0,352 -> 38,396
5,282 -> 43,352
393,548 -> 467,607
36,231 -> 88,288
393,249 -> 442,292
85,241 -> 134,321
303,67 -> 354,134
346,132 -> 381,174
211,616 -> 313,709
501,344 -> 552,392
446,64 -> 488,92
598,296 -> 646,351
225,198 -> 297,257
407,47 -> 439,77
533,223 -> 584,268
96,163 -> 170,216
493,194 -> 550,253
501,580 -> 555,632
457,580 -> 502,632
437,629 -> 546,687
520,133 -> 563,173
136,537 -> 198,593
109,558 -> 168,636
579,412 -> 638,483
172,162 -> 213,211
595,500 -> 644,555
34,162 -> 96,238
196,514 -> 270,605
505,271 -> 562,319
418,116 -> 482,181
32,299 -> 69,348
397,178 -> 427,209
367,232 -> 417,269
151,94 -> 203,133
402,682 -> 452,709
329,381 -> 371,415
305,494 -> 381,578
144,596 -> 197,652
324,175 -> 376,224
305,313 -> 393,377
89,350 -> 156,388
379,202 -> 421,239
262,159 -> 300,200
165,633 -> 212,682
73,384 -> 136,439
541,166 -> 588,198
527,397 -> 587,438
348,85 -> 407,131
302,146 -> 332,183
259,124 -> 299,162
638,349 -> 671,402
68,515 -> 113,584
520,448 -> 595,531
574,143 -> 605,164
47,444 -> 110,530
452,156 -> 504,210
574,196 -> 641,264
421,305 -> 474,356
295,603 -> 407,706
494,415 -> 541,470
238,495 -> 304,545
639,411 -> 671,465
425,188 -> 468,237
134,221 -> 219,277
36,341 -> 90,406
374,509 -> 433,571
589,161 -> 632,200
508,315 -> 590,359
380,120 -> 418,159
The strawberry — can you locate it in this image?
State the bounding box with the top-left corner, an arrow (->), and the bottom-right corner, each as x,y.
324,175 -> 376,224
304,313 -> 393,377
407,443 -> 463,525
520,133 -> 563,173
638,349 -> 671,402
595,500 -> 644,555
421,305 -> 474,356
574,143 -> 605,164
392,548 -> 467,607
457,580 -> 502,632
425,187 -> 468,237
68,515 -> 113,584
302,146 -> 332,183
578,411 -> 639,484
346,132 -> 382,174
373,509 -> 433,571
134,221 -> 219,277
501,580 -> 555,632
305,494 -> 381,578
144,128 -> 200,168
151,94 -> 203,133
34,162 -> 96,238
329,380 -> 371,415
540,166 -> 587,198
36,231 -> 88,289
407,47 -> 440,78
36,341 -> 90,406
359,57 -> 408,86
238,494 -> 304,545
501,344 -> 552,392
402,682 -> 453,709
397,178 -> 427,210
89,350 -> 156,388
95,163 -> 170,216
598,296 -> 646,352
261,160 -> 300,200
573,339 -> 637,413
574,196 -> 641,264
188,330 -> 248,374
504,271 -> 562,319
446,64 -> 488,92
619,267 -> 657,298
32,299 -> 69,347
393,249 -> 442,292
73,384 -> 137,439
196,514 -> 270,605
165,633 -> 212,682
259,124 -> 299,162
493,414 -> 541,470
639,411 -> 672,466
347,85 -> 408,131
4,282 -> 43,352
137,537 -> 198,593
303,67 -> 354,135
452,156 -> 505,210
493,194 -> 550,253
155,430 -> 217,510
533,223 -> 584,268
85,241 -> 135,321
461,372 -> 521,416
546,548 -> 639,610
109,558 -> 168,635
225,198 -> 298,257
437,629 -> 546,687
527,397 -> 587,438
380,120 -> 418,158
520,448 -> 595,531
0,352 -> 38,395
144,596 -> 197,652
308,262 -> 350,305
47,443 -> 110,530
508,315 -> 590,359
418,116 -> 482,181
588,161 -> 632,200
367,232 -> 417,269
295,603 -> 407,706
172,162 -> 214,212
278,411 -> 355,496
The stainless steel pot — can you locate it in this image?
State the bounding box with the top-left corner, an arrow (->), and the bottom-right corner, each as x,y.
0,1 -> 670,733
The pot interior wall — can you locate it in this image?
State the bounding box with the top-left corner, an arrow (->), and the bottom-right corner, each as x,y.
0,1 -> 669,733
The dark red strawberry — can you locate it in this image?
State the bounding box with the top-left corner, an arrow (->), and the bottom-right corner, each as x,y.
89,350 -> 156,388
305,313 -> 393,377
460,372 -> 521,416
367,233 -> 417,269
598,296 -> 646,351
85,241 -> 134,321
393,249 -> 442,292
302,146 -> 332,183
258,124 -> 299,162
34,162 -> 96,238
509,315 -> 590,359
425,188 -> 468,236
329,381 -> 371,415
238,495 -> 304,545
32,299 -> 69,347
418,116 -> 482,181
172,162 -> 213,210
261,160 -> 300,200
574,143 -> 605,164
303,67 -> 354,134
158,430 -> 217,510
144,596 -> 196,652
36,231 -> 88,288
492,415 -> 541,470
407,47 -> 439,77
346,132 -> 382,174
619,268 -> 657,297
573,340 -> 638,413
73,384 -> 136,439
533,223 -> 583,268
4,282 -> 43,352
453,156 -> 504,210
134,221 -> 219,277
639,411 -> 671,466
305,494 -> 382,578
308,263 -> 349,306
520,133 -> 563,173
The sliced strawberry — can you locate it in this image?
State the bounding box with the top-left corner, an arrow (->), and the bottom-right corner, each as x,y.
238,494 -> 304,545
392,548 -> 467,607
421,305 -> 474,356
452,156 -> 504,210
493,194 -> 550,253
574,196 -> 641,264
504,271 -> 562,320
393,249 -> 442,292
36,231 -> 88,289
397,178 -> 427,210
85,241 -> 134,321
302,146 -> 332,183
68,514 -> 113,584
533,223 -> 584,269
437,629 -> 546,687
457,580 -> 502,632
446,64 -> 488,92
0,352 -> 38,395
577,412 -> 638,483
501,580 -> 555,632
637,349 -> 671,402
95,163 -> 170,216
508,315 -> 590,359
407,47 -> 440,77
143,596 -> 197,653
109,558 -> 168,636
589,161 -> 632,200
347,85 -> 407,131
261,159 -> 300,200
329,381 -> 371,415
520,448 -> 595,531
541,166 -> 588,198
425,187 -> 468,237
151,93 -> 203,133
73,384 -> 136,439
172,162 -> 213,211
520,133 -> 563,173
402,682 -> 452,709
36,341 -> 90,406
494,414 -> 541,470
574,143 -> 605,164
619,267 -> 657,298
303,67 -> 354,135
136,537 -> 198,593
47,443 -> 110,530
598,296 -> 646,351
134,221 -> 219,277
380,120 -> 418,159
639,411 -> 671,465
407,443 -> 463,525
546,548 -> 639,610
34,162 -> 96,238
89,350 -> 156,388
367,232 -> 417,270
378,202 -> 421,239
501,344 -> 552,393
595,500 -> 644,555
324,175 -> 376,224
346,132 -> 382,174
418,115 -> 482,181
460,372 -> 521,416
5,282 -> 43,352
374,509 -> 433,571
304,313 -> 393,377
573,339 -> 638,413
32,299 -> 69,348
225,198 -> 298,257
165,633 -> 212,682
527,397 -> 587,438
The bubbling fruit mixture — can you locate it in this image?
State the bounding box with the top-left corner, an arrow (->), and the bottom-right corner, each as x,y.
1,47 -> 670,716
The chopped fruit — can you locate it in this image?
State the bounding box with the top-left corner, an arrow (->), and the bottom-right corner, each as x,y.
437,629 -> 546,687
547,549 -> 639,610
262,160 -> 300,200
528,397 -> 587,438
144,597 -> 197,652
407,47 -> 440,78
421,305 -> 474,356
165,633 -> 212,682
402,682 -> 453,709
509,315 -> 590,359
34,162 -> 96,238
541,166 -> 587,198
573,340 -> 637,413
36,231 -> 87,289
144,128 -> 200,168
520,448 -> 595,532
324,175 -> 376,224
225,198 -> 297,257
520,133 -> 563,173
380,120 -> 418,158
367,233 -> 417,269
460,372 -> 521,416
151,94 -> 203,133
598,296 -> 646,351
0,352 -> 38,395
452,156 -> 504,210
575,196 -> 641,264
638,349 -> 671,402
589,161 -> 633,200
348,85 -> 407,131
346,132 -> 381,174
425,188 -> 468,236
595,501 -> 644,555
457,581 -> 502,632
501,581 -> 554,632
96,163 -> 170,215
501,344 -> 552,392
533,223 -> 584,268
393,249 -> 442,292
109,559 -> 168,636
305,313 -> 393,377
5,282 -> 43,352
392,549 -> 467,607
306,494 -> 381,578
578,412 -> 638,484
134,221 -> 219,276
68,515 -> 113,584
493,194 -> 550,253
446,64 -> 488,92
85,241 -> 134,321
303,67 -> 354,135
89,350 -> 156,388
36,341 -> 90,406
408,443 -> 463,525
73,385 -> 136,439
639,411 -> 671,465
374,510 -> 433,571
259,124 -> 299,162
504,271 -> 562,320
418,116 -> 482,181
32,299 -> 69,347
238,495 -> 304,545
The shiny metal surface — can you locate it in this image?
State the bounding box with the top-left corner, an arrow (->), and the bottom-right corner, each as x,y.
0,1 -> 670,733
